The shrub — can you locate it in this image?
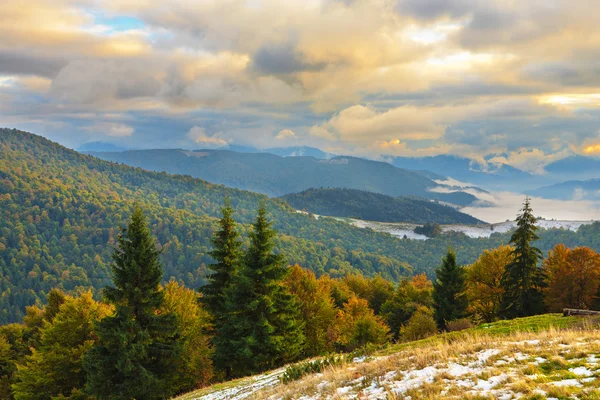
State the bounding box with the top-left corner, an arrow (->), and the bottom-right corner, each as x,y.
445,318 -> 473,332
281,354 -> 346,383
400,307 -> 437,341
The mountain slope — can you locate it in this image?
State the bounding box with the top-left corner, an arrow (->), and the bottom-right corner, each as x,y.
1,128 -> 422,322
527,179 -> 600,200
3,129 -> 600,324
281,188 -> 484,224
390,155 -> 535,191
87,149 -> 477,205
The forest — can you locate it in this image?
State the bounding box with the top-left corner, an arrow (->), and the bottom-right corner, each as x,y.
3,129 -> 600,323
1,196 -> 599,400
280,188 -> 483,224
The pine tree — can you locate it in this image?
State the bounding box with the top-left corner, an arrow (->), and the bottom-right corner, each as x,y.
201,199 -> 242,378
84,205 -> 182,400
433,248 -> 468,330
499,197 -> 546,318
225,203 -> 304,377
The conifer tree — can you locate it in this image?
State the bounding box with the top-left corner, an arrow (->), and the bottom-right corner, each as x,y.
500,197 -> 546,318
84,205 -> 182,400
432,248 -> 468,330
201,199 -> 242,377
224,203 -> 304,378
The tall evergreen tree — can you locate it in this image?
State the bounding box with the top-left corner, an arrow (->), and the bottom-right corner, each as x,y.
84,205 -> 182,400
201,199 -> 242,378
499,197 -> 546,318
433,248 -> 468,330
224,203 -> 304,378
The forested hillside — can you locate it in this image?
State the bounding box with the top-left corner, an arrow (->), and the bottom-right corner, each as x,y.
281,188 -> 483,224
88,148 -> 477,205
2,129 -> 600,323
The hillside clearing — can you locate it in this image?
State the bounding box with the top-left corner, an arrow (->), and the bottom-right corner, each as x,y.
176,314 -> 600,400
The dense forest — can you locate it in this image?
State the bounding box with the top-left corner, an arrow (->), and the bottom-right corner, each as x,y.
3,129 -> 600,323
88,148 -> 477,205
281,188 -> 483,224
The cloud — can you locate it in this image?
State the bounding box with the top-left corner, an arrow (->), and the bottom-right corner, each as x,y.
187,126 -> 228,148
3,0 -> 600,169
275,129 -> 296,140
251,42 -> 326,75
461,190 -> 600,222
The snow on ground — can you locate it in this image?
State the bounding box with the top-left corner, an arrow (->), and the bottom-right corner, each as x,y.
183,330 -> 600,400
191,368 -> 285,400
349,219 -> 595,240
268,339 -> 599,399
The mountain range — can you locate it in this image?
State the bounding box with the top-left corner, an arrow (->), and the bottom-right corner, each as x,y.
87,149 -> 478,206
79,142 -> 600,196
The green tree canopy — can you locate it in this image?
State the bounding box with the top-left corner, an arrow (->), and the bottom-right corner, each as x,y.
84,205 -> 182,400
433,248 -> 468,329
500,197 -> 547,318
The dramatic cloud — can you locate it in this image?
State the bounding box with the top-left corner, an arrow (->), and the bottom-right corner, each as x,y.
2,0 -> 600,167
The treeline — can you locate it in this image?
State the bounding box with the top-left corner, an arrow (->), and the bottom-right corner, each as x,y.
280,188 -> 482,224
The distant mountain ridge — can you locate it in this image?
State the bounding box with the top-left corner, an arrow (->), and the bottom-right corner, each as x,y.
77,141 -> 129,152
526,179 -> 600,201
281,188 -> 484,224
389,155 -> 536,191
88,149 -> 478,206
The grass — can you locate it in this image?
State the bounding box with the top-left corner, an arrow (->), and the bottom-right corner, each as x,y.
174,313 -> 597,400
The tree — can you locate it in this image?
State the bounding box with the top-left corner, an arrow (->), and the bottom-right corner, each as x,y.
201,199 -> 242,376
499,197 -> 546,318
84,205 -> 183,400
543,245 -> 600,311
285,265 -> 338,356
224,204 -> 304,378
400,306 -> 437,341
380,274 -> 433,338
162,281 -> 213,391
12,292 -> 111,400
0,335 -> 13,400
465,246 -> 514,322
433,249 -> 468,329
335,297 -> 390,351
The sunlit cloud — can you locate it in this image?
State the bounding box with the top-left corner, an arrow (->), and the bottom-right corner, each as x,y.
1,0 -> 600,168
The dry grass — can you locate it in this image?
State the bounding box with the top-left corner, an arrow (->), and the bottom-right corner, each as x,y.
250,326 -> 600,400
176,315 -> 600,400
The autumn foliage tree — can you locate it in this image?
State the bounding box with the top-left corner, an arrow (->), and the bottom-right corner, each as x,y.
543,245 -> 600,311
465,246 -> 514,322
335,297 -> 390,351
285,266 -> 338,356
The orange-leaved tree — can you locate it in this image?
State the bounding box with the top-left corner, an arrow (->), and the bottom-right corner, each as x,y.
543,245 -> 600,311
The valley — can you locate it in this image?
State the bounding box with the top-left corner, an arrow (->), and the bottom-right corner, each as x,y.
348,218 -> 596,240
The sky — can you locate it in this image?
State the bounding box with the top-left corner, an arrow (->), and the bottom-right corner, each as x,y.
3,0 -> 600,173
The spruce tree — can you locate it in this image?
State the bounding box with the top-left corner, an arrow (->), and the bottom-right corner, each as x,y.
432,248 -> 468,330
84,205 -> 182,400
499,197 -> 546,318
201,199 -> 242,378
225,203 -> 304,377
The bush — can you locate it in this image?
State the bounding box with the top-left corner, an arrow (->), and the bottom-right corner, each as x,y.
400,307 -> 437,341
445,318 -> 473,332
281,354 -> 346,383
